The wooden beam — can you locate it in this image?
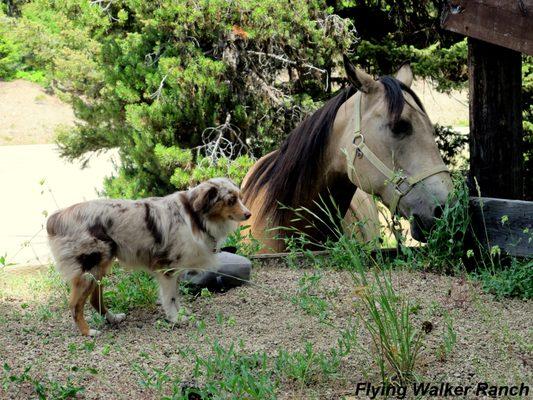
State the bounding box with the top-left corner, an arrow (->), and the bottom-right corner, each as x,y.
468,37 -> 524,199
469,197 -> 533,257
441,0 -> 533,55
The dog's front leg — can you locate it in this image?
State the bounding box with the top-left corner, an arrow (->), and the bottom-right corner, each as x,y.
155,272 -> 186,324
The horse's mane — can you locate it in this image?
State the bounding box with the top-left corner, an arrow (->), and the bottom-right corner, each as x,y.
242,76 -> 426,225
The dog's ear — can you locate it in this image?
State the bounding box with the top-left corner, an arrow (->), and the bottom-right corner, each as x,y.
192,184 -> 219,213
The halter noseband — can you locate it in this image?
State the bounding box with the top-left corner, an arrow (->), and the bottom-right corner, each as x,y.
347,91 -> 449,217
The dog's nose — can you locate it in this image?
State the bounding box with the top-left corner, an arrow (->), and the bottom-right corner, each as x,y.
243,211 -> 251,220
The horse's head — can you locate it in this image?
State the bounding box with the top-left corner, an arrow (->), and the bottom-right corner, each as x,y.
339,56 -> 453,242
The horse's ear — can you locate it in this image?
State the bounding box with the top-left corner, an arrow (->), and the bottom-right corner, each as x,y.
343,55 -> 377,93
395,63 -> 413,87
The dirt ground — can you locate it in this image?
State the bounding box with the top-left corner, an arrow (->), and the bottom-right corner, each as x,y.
0,263 -> 530,399
0,80 -> 75,146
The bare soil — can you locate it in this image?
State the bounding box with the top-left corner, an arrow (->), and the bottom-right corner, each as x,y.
0,80 -> 75,146
0,264 -> 530,399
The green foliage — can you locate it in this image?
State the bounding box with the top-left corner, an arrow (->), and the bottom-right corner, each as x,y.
436,312 -> 457,362
224,224 -> 263,256
291,271 -> 332,323
434,124 -> 468,168
522,56 -> 533,199
192,342 -> 276,399
424,178 -> 470,272
102,266 -> 158,313
474,258 -> 533,300
3,0 -> 353,197
2,363 -> 84,399
354,38 -> 468,92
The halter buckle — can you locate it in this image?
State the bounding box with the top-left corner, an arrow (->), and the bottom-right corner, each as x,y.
353,133 -> 364,158
394,176 -> 412,197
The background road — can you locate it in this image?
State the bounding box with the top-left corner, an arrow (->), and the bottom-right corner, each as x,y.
0,144 -> 117,266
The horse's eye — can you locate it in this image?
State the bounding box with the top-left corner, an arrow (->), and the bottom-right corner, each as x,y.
391,119 -> 412,137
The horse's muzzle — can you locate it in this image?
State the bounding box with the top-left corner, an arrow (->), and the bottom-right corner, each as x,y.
411,204 -> 445,242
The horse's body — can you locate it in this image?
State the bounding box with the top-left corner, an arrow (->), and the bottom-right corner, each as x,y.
242,59 -> 452,253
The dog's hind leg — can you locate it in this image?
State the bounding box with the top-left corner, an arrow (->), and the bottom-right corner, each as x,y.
89,261 -> 126,325
70,275 -> 99,336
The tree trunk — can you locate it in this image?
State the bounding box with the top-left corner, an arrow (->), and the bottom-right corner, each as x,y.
468,38 -> 524,199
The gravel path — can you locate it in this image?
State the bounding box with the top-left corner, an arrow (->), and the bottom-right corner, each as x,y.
0,266 -> 531,399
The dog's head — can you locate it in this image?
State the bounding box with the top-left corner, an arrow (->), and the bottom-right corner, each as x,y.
191,178 -> 251,222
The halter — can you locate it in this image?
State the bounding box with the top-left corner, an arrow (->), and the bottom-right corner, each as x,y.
347,91 -> 449,217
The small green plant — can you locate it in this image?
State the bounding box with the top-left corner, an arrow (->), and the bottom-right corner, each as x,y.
132,363 -> 172,392
191,341 -> 276,399
103,267 -> 158,312
474,258 -> 533,300
291,271 -> 331,323
224,225 -> 263,256
2,363 -> 84,399
424,178 -> 471,273
436,312 -> 457,362
275,342 -> 341,388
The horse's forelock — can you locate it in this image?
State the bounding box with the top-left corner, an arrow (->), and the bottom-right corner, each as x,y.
378,76 -> 426,124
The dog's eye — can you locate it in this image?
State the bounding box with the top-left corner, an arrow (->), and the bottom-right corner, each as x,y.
391,119 -> 412,137
228,196 -> 237,206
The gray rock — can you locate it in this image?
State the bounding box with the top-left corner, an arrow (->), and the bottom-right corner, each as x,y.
180,251 -> 251,293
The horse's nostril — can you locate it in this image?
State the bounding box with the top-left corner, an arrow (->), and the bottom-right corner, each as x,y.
433,206 -> 444,220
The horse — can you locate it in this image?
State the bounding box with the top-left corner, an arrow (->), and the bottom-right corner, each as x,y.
241,56 -> 452,253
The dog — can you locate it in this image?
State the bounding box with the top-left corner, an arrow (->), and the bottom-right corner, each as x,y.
47,177 -> 251,336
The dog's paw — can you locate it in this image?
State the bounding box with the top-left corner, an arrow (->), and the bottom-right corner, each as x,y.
88,329 -> 101,337
106,312 -> 126,324
165,307 -> 190,326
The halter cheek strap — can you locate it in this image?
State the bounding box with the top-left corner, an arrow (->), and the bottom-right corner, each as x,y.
346,91 -> 449,217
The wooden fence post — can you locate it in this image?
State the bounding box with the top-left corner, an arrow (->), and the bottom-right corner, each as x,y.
468,38 -> 524,199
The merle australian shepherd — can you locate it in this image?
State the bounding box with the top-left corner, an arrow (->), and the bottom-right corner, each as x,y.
47,178 -> 251,336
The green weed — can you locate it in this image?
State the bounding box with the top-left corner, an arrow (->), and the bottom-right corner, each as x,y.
103,266 -> 158,313
436,312 -> 457,362
474,258 -> 533,300
280,196 -> 426,384
424,179 -> 470,273
291,271 -> 332,323
2,363 -> 84,399
192,341 -> 276,400
224,225 -> 264,256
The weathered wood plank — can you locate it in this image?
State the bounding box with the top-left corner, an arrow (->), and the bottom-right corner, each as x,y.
469,197 -> 533,257
441,0 -> 533,55
467,38 -> 524,199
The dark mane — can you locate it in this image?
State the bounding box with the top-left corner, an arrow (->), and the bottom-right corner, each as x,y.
242,76 -> 426,226
379,75 -> 426,123
242,86 -> 357,223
